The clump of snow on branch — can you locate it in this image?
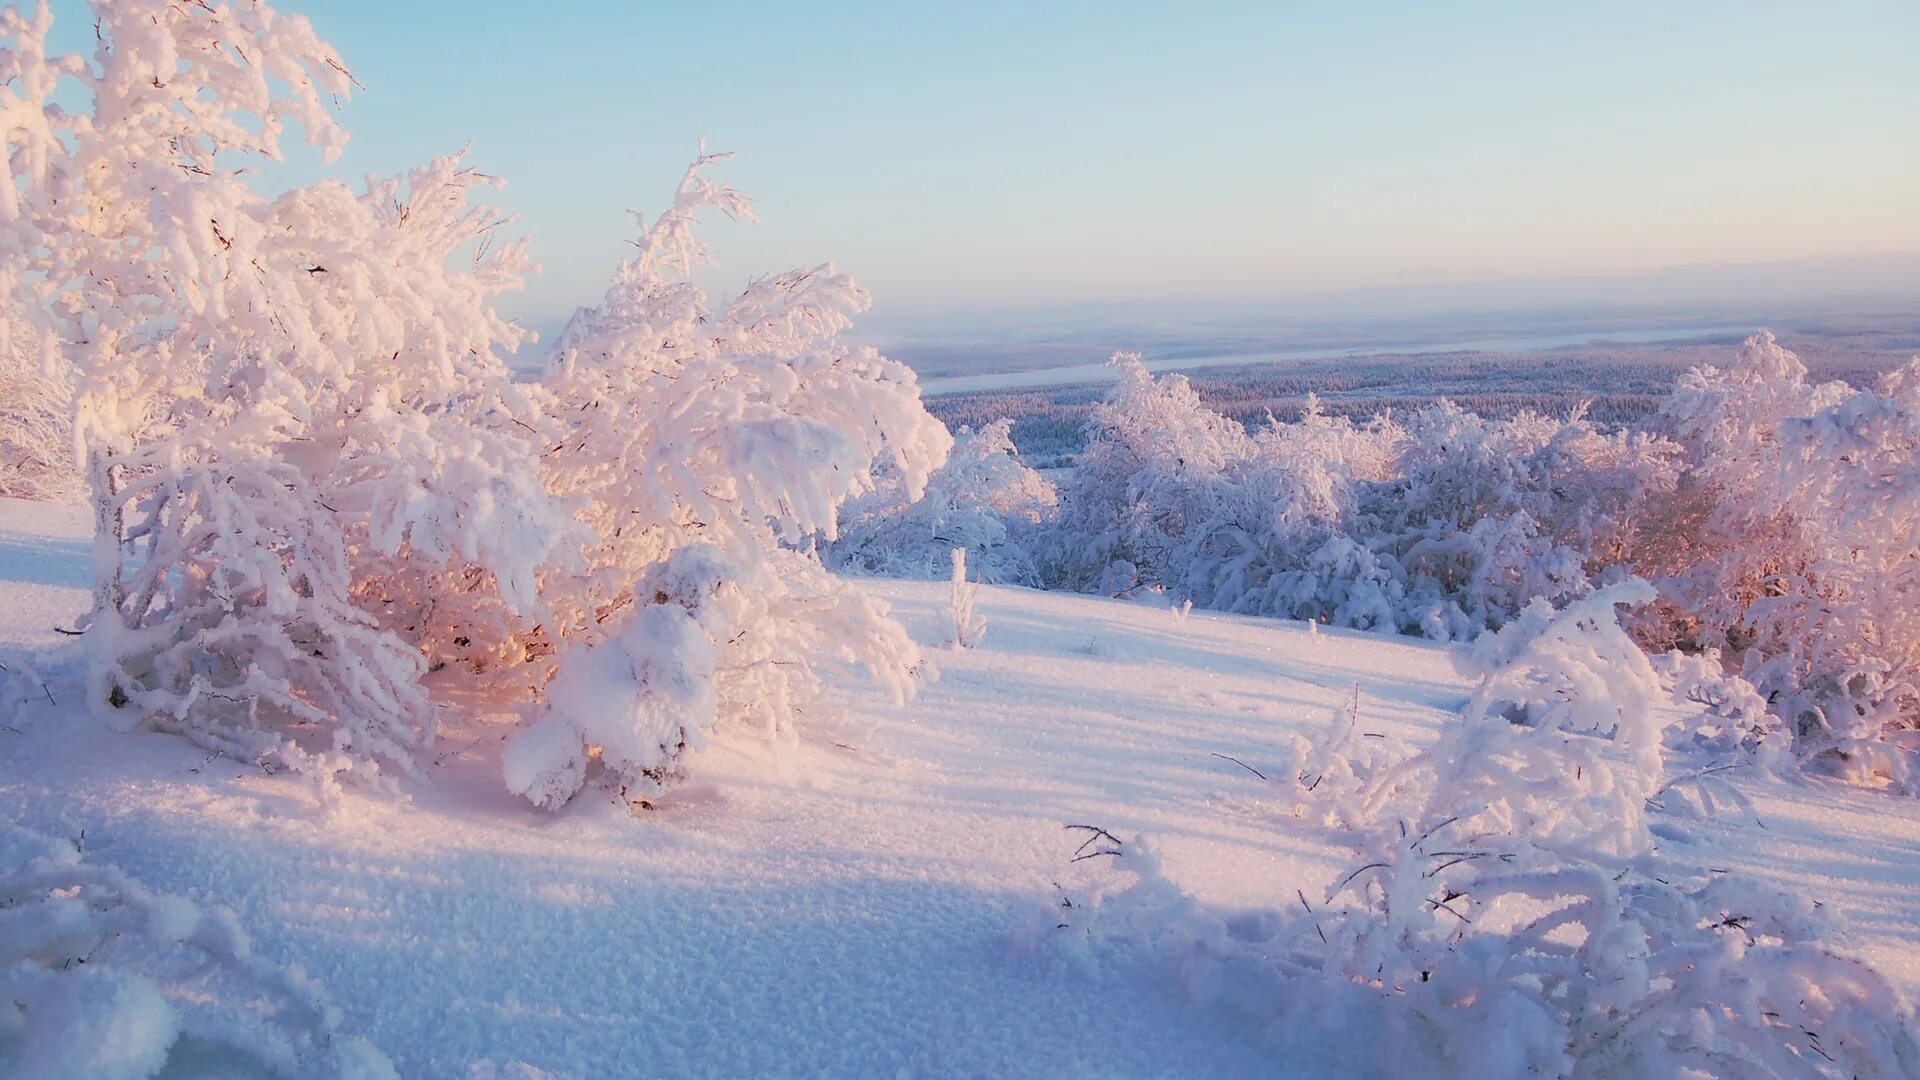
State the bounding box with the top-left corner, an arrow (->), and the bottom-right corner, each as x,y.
0,825 -> 394,1079
503,152 -> 950,809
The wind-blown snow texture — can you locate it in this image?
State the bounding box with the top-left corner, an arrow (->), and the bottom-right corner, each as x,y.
4,496 -> 1918,1076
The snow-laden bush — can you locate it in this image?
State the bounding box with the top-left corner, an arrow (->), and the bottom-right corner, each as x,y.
1372,402 -> 1681,640
1050,582 -> 1920,1077
503,153 -> 949,809
0,310 -> 77,501
831,418 -> 1056,586
1177,399 -> 1407,628
1042,353 -> 1252,593
1657,331 -> 1920,788
1654,650 -> 1793,778
1043,356 -> 1681,640
1,3 -> 945,811
0,2 -> 577,802
1030,331 -> 1920,789
0,825 -> 393,1079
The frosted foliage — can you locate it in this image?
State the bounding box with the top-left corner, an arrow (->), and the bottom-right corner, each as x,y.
946,547 -> 986,648
1044,353 -> 1253,592
1655,650 -> 1792,777
1055,584 -> 1920,1077
1030,330 -> 1920,786
0,310 -> 77,500
1044,354 -> 1680,639
1660,332 -> 1920,787
0,2 -> 946,811
507,153 -> 948,809
832,418 -> 1057,586
0,1 -> 579,803
0,825 -> 394,1079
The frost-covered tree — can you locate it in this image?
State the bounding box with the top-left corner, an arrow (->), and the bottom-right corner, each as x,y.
1370,401 -> 1680,639
502,153 -> 950,809
1043,356 -> 1681,639
0,0 -> 567,801
0,308 -> 76,500
3,3 -> 950,810
831,417 -> 1056,585
1178,398 -> 1406,627
1043,353 -> 1253,594
1656,332 -> 1920,787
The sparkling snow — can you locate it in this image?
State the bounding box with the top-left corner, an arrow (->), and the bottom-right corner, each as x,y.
3,496 -> 1917,1076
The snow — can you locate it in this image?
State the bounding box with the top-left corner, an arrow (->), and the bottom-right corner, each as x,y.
4,495 -> 1919,1075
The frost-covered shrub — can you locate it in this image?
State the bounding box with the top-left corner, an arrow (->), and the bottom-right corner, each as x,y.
1177,401 -> 1407,627
0,826 -> 393,1079
0,2 -> 578,802
1052,583 -> 1920,1077
1655,332 -> 1920,787
1655,650 -> 1792,777
0,311 -> 77,501
1038,331 -> 1920,788
1042,354 -> 1252,592
504,153 -> 949,809
1370,401 -> 1681,640
831,418 -> 1056,586
1,3 -> 945,811
1043,357 -> 1681,640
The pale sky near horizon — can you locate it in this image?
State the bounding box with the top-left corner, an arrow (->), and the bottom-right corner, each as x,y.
54,2 -> 1920,332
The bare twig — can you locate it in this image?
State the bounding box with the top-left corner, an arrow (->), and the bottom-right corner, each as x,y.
1064,824 -> 1124,862
1296,889 -> 1328,943
1209,752 -> 1267,780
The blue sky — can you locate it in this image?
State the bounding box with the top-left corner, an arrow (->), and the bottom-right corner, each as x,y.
58,2 -> 1920,333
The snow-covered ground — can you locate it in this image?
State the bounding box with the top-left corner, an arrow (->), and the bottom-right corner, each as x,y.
4,496 -> 1918,1076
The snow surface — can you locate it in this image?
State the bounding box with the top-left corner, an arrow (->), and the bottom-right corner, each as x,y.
4,494 -> 1919,1076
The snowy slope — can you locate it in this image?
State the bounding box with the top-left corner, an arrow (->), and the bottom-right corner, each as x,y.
3,495 -> 1919,1077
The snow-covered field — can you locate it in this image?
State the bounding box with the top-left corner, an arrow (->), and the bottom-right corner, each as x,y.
5,497 -> 1919,1077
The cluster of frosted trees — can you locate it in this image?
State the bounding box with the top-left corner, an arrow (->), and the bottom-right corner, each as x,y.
844,337 -> 1920,788
0,0 -> 949,809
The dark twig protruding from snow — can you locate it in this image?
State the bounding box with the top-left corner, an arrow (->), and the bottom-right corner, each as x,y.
1209,752 -> 1267,780
1064,823 -> 1124,862
1297,889 -> 1328,943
